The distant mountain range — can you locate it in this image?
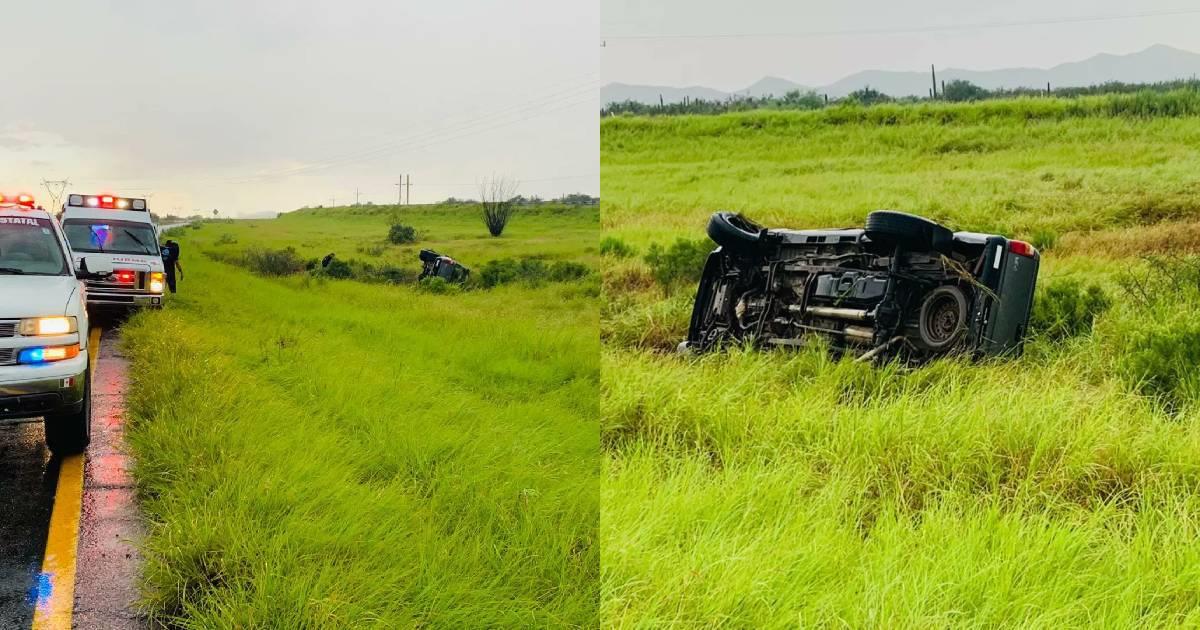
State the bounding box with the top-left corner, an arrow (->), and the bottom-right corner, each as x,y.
603,44 -> 1200,105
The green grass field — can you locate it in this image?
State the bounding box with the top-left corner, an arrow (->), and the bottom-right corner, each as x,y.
121,204 -> 598,627
601,94 -> 1200,627
189,203 -> 600,270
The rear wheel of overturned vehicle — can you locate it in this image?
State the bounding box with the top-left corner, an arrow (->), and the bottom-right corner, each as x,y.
44,370 -> 91,456
918,285 -> 968,352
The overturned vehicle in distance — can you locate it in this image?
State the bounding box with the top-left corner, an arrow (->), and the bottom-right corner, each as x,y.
418,249 -> 470,283
682,210 -> 1040,363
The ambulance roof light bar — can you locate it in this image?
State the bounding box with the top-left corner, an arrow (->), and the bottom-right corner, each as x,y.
66,194 -> 147,211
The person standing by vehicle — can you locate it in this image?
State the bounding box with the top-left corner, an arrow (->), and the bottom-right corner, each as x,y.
161,239 -> 183,293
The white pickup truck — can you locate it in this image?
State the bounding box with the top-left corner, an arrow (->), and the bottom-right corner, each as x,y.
0,197 -> 110,454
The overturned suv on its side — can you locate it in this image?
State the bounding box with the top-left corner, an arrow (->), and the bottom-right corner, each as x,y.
418,249 -> 470,283
682,211 -> 1040,362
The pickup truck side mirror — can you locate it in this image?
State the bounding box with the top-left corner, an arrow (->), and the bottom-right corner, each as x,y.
76,257 -> 113,280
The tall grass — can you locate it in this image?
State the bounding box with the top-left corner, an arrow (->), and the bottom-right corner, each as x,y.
601,99 -> 1200,626
121,211 -> 598,627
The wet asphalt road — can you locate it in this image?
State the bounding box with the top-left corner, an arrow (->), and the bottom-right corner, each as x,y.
0,320 -> 142,628
0,419 -> 57,627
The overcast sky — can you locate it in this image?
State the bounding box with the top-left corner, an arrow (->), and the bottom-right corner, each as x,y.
602,0 -> 1200,90
0,0 -> 598,217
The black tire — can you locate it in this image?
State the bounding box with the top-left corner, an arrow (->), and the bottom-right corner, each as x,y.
44,371 -> 90,455
418,249 -> 440,263
918,285 -> 968,351
864,210 -> 954,253
707,212 -> 765,254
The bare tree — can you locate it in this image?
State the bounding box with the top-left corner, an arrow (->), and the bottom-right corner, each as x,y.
479,176 -> 519,237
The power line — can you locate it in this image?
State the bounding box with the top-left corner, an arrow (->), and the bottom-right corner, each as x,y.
60,74 -> 600,191
602,7 -> 1200,42
422,173 -> 599,188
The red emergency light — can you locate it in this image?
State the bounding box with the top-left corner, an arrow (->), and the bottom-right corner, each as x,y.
113,269 -> 137,284
0,193 -> 36,207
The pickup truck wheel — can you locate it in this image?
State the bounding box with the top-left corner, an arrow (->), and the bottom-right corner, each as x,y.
44,371 -> 91,456
865,210 -> 954,253
707,212 -> 765,254
918,285 -> 968,351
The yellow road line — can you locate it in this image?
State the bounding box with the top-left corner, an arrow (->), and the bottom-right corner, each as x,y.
30,327 -> 99,629
89,327 -> 99,372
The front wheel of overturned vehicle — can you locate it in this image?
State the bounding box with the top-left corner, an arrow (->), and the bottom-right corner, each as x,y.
918,285 -> 968,352
707,212 -> 766,254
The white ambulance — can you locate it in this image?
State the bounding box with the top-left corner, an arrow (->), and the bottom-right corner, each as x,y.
59,193 -> 165,311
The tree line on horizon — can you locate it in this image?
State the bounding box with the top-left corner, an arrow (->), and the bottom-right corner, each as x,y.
601,77 -> 1200,117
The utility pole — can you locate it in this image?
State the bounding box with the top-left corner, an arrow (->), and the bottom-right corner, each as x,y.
354,187 -> 361,206
930,64 -> 938,99
41,178 -> 69,210
405,175 -> 411,205
330,196 -> 336,207
395,174 -> 404,205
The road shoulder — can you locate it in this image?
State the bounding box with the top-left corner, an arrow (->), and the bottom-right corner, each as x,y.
73,328 -> 144,628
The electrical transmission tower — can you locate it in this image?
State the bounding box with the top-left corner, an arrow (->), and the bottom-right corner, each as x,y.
41,178 -> 69,210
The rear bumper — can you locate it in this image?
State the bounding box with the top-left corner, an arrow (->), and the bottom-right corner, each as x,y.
0,354 -> 88,419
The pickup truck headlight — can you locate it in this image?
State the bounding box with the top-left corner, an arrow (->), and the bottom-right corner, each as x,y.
18,344 -> 80,364
149,271 -> 165,293
18,316 -> 78,336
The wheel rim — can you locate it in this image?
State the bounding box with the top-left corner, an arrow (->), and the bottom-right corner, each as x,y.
920,286 -> 967,350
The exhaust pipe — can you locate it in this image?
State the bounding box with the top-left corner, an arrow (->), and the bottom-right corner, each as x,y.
802,306 -> 871,321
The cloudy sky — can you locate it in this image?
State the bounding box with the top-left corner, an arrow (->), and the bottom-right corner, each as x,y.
603,0 -> 1200,89
0,0 -> 598,217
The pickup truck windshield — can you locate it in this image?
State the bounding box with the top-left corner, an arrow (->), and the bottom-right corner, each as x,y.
0,216 -> 69,276
63,218 -> 159,256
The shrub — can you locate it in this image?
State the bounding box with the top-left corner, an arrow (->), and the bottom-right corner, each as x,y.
321,258 -> 353,279
215,233 -> 237,245
478,257 -> 592,288
387,223 -> 417,244
242,247 -> 305,276
643,238 -> 712,290
1029,279 -> 1111,341
548,260 -> 590,282
600,236 -> 636,258
372,265 -> 419,284
417,276 -> 457,294
1119,323 -> 1200,414
480,177 -> 518,237
942,79 -> 988,102
358,243 -> 386,257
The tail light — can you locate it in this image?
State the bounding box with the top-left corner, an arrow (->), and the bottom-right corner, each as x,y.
1008,240 -> 1037,258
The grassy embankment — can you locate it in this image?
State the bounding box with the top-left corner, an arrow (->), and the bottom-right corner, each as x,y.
602,92 -> 1200,627
121,204 -> 599,627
